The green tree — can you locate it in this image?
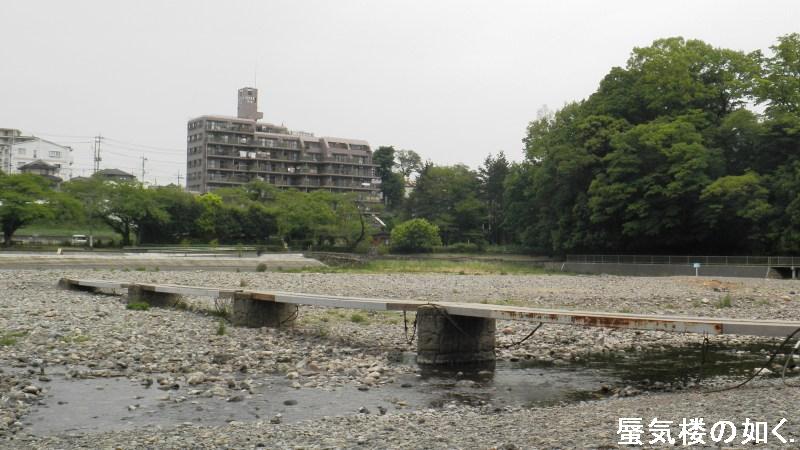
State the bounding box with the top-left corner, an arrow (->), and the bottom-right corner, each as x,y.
588,37 -> 759,124
272,190 -> 334,248
390,218 -> 442,253
306,191 -> 366,250
0,174 -> 63,246
138,185 -> 203,244
478,151 -> 510,244
756,33 -> 800,114
372,146 -> 404,208
505,36 -> 774,255
587,116 -> 722,251
699,172 -> 772,252
395,149 -> 423,180
97,181 -> 167,246
406,164 -> 485,245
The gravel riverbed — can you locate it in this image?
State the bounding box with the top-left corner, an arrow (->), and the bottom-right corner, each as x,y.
2,269 -> 800,448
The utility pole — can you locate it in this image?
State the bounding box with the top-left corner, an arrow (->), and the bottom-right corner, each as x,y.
93,134 -> 102,174
140,156 -> 148,183
7,131 -> 14,173
176,171 -> 184,186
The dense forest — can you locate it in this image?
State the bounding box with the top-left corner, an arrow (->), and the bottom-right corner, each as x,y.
503,34 -> 800,255
2,34 -> 799,255
378,34 -> 800,256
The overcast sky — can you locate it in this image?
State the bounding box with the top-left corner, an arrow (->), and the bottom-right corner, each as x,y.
1,0 -> 798,184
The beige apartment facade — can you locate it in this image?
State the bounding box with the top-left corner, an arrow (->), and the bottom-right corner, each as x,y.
186,88 -> 381,201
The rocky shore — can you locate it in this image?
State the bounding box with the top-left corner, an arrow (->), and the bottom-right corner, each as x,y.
2,269 -> 800,448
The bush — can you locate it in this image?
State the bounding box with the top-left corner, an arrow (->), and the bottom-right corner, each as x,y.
353,239 -> 373,255
126,302 -> 150,311
390,219 -> 442,253
256,263 -> 268,272
350,313 -> 367,324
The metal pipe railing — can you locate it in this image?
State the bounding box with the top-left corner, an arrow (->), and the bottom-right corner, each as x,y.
566,254 -> 799,266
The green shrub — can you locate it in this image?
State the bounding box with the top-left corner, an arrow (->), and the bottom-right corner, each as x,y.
716,295 -> 733,308
389,219 -> 442,253
216,319 -> 227,336
256,263 -> 268,272
126,302 -> 150,311
353,239 -> 373,255
0,331 -> 27,346
350,313 -> 367,324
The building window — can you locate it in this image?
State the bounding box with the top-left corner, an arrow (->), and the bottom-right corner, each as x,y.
49,151 -> 61,158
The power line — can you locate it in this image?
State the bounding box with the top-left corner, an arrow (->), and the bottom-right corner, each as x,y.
29,131 -> 95,139
104,137 -> 183,152
101,149 -> 182,165
103,142 -> 182,156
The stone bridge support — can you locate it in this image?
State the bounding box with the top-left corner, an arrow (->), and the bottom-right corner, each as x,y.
416,305 -> 495,365
230,293 -> 297,328
127,286 -> 182,308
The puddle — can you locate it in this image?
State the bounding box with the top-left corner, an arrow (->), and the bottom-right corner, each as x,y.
21,342 -> 797,436
23,374 -> 427,435
23,365 -> 611,436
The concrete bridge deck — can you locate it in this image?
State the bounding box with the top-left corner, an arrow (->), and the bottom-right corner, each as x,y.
59,278 -> 800,338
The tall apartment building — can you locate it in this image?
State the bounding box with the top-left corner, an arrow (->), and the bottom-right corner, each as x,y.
186,88 -> 381,201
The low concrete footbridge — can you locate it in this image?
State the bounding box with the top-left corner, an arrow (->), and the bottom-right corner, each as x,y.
60,278 -> 800,365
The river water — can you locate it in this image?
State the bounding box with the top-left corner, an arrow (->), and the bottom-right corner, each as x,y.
22,341 -> 787,435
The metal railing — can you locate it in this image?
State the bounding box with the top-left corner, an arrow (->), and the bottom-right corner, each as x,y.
566,254 -> 800,266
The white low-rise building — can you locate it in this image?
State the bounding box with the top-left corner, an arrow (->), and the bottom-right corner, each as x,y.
7,137 -> 73,179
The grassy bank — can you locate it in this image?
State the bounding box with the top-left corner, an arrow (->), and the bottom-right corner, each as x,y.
289,258 -> 554,275
16,222 -> 121,240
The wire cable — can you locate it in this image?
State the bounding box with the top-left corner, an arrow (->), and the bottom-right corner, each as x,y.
704,327 -> 800,393
782,339 -> 800,387
403,310 -> 417,345
500,323 -> 543,349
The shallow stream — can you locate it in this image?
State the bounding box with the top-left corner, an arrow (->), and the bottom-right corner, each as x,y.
21,341 -> 790,435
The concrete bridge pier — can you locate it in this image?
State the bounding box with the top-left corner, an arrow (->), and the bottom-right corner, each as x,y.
230,293 -> 297,328
416,305 -> 496,365
127,285 -> 182,308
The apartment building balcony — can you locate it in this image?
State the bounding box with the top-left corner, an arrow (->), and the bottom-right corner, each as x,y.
255,140 -> 300,150
205,124 -> 255,133
206,135 -> 254,146
317,169 -> 374,177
